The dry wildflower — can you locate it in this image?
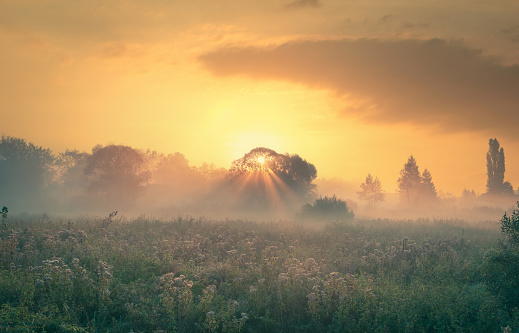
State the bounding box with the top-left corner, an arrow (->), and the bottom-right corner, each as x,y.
35,279 -> 44,288
278,273 -> 290,283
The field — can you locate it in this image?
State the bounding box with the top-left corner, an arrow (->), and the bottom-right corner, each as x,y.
1,214 -> 516,332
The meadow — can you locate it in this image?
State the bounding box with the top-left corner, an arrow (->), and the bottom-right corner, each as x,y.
0,213 -> 516,332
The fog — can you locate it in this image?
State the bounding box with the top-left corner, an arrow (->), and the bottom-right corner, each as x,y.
0,135 -> 517,222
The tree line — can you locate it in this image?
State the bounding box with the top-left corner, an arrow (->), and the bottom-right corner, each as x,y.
356,138 -> 517,208
0,137 -> 318,214
0,134 -> 516,214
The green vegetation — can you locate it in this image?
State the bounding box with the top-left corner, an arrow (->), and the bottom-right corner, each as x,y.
1,213 -> 514,332
299,195 -> 354,222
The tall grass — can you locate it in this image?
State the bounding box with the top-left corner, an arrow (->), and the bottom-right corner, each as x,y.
0,215 -> 510,332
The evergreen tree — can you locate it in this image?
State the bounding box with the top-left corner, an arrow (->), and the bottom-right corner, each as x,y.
421,169 -> 438,200
357,174 -> 385,208
397,156 -> 422,206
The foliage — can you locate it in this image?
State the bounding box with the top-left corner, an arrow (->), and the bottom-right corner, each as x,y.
486,138 -> 514,195
483,203 -> 519,323
53,149 -> 90,187
357,174 -> 384,208
500,202 -> 519,245
0,215 -> 508,332
0,135 -> 55,207
420,169 -> 438,200
84,145 -> 151,207
397,156 -> 438,206
226,147 -> 317,210
299,195 -> 354,221
397,156 -> 422,205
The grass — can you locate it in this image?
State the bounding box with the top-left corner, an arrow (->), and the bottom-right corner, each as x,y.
0,215 -> 512,332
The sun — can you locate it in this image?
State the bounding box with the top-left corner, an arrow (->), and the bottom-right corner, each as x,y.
258,156 -> 265,164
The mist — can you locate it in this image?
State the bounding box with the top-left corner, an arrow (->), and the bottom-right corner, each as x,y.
0,134 -> 517,222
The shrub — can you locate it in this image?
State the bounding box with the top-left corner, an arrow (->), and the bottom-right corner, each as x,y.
298,195 -> 354,222
501,202 -> 519,245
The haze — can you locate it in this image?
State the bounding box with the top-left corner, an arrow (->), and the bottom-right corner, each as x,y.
1,0 -> 519,204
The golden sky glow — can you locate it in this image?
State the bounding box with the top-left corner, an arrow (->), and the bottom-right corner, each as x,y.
1,0 -> 519,196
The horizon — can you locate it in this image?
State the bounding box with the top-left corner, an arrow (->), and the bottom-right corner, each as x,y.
2,0 -> 519,196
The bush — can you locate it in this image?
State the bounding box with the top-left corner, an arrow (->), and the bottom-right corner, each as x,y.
298,195 -> 354,222
501,202 -> 519,245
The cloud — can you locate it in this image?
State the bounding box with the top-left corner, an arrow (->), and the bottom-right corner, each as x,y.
285,0 -> 321,9
502,25 -> 519,43
199,38 -> 519,139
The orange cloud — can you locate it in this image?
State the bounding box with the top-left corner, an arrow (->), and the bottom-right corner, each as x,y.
199,38 -> 519,140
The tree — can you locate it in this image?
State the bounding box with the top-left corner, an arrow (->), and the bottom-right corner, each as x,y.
501,202 -> 519,245
84,145 -> 151,207
226,147 -> 317,210
486,138 -> 514,195
420,169 -> 438,200
357,174 -> 384,208
397,156 -> 422,206
0,135 -> 55,208
483,202 -> 519,311
298,195 -> 354,222
53,149 -> 90,188
397,156 -> 439,206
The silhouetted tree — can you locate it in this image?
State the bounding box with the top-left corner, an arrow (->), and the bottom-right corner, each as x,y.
397,156 -> 422,206
397,156 -> 439,206
84,145 -> 151,207
357,174 -> 384,208
420,169 -> 438,200
141,150 -> 225,205
0,135 -> 54,207
462,188 -> 476,198
226,147 -> 317,209
53,149 -> 90,188
486,138 -> 514,195
298,195 -> 354,221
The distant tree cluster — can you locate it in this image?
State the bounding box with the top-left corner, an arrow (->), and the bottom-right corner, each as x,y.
397,155 -> 438,206
1,134 -> 517,216
0,136 -> 226,212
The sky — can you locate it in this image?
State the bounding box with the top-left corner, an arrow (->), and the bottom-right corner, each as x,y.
1,0 -> 519,196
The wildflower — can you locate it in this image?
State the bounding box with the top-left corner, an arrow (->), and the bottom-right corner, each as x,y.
204,284 -> 216,295
278,273 -> 289,283
35,279 -> 44,288
307,292 -> 317,301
